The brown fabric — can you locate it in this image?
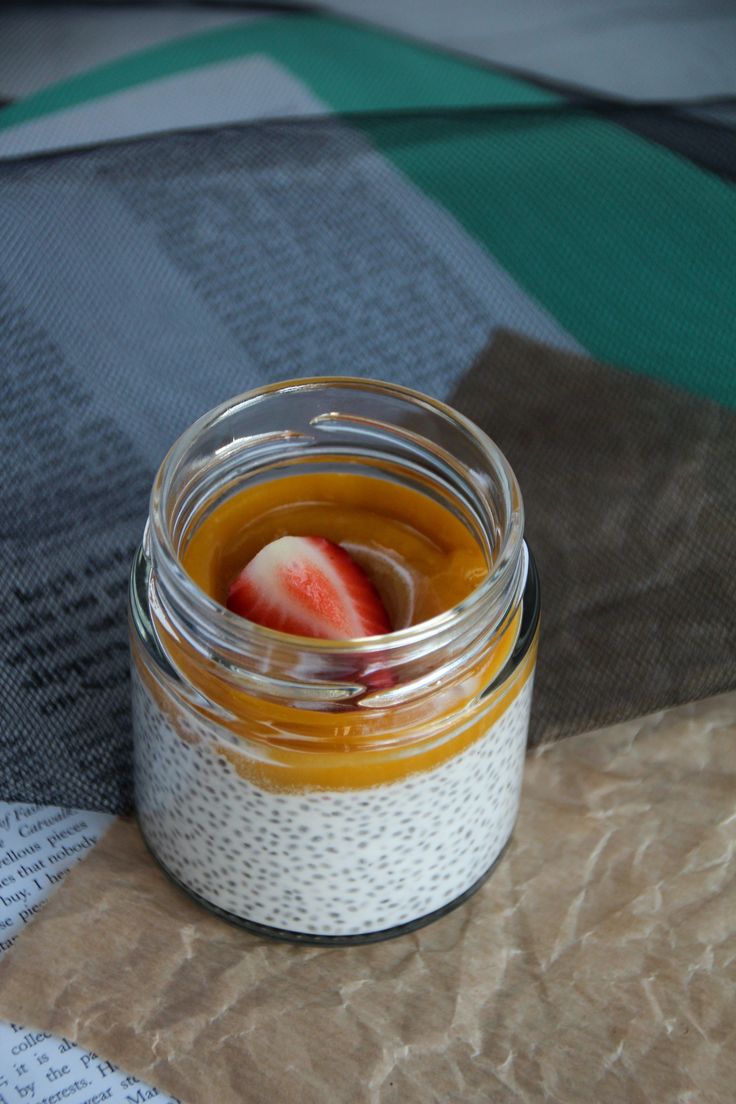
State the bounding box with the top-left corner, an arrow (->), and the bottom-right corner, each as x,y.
0,691 -> 734,1104
451,331 -> 736,742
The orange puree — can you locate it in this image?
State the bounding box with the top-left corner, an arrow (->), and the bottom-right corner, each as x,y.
140,471 -> 532,792
182,472 -> 487,630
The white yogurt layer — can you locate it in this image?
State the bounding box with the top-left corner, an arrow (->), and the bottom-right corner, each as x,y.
133,670 -> 533,938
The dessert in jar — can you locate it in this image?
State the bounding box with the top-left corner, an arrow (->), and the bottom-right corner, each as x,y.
129,378 -> 539,944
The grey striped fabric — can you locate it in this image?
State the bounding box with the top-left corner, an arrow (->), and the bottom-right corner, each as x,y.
0,121 -> 575,812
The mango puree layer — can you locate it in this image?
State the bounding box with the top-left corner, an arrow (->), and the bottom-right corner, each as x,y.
141,473 -> 531,791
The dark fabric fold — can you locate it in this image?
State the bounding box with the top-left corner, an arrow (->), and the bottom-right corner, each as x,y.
451,331 -> 736,741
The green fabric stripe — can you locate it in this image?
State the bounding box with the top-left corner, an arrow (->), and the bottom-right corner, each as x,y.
0,16 -> 550,130
2,15 -> 734,405
368,114 -> 736,406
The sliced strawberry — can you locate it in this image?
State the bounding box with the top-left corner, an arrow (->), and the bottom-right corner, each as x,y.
226,536 -> 392,640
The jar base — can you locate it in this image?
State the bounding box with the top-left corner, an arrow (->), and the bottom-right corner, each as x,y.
137,818 -> 512,946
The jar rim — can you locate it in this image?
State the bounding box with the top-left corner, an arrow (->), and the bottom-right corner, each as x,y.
148,376 -> 525,664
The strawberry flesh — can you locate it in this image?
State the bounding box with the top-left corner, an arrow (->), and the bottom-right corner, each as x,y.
226,536 -> 392,640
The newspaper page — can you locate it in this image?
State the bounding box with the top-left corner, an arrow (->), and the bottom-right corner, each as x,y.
0,802 -> 179,1104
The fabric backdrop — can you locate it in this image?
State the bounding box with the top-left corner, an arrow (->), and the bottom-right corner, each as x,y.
1,11 -> 735,812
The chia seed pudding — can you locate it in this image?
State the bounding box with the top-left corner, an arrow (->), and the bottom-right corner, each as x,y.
133,663 -> 534,939
129,378 -> 539,943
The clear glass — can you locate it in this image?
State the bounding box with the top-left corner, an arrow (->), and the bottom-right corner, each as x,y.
129,378 -> 540,943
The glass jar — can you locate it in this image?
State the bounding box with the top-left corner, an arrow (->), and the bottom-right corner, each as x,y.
129,378 -> 539,944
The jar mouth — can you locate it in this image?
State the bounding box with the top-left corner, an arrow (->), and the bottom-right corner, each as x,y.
147,377 -> 525,690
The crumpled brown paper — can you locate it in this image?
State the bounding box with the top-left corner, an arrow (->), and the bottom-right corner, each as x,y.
0,692 -> 734,1104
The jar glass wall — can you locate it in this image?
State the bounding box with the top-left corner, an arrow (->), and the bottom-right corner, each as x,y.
129,378 -> 539,944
